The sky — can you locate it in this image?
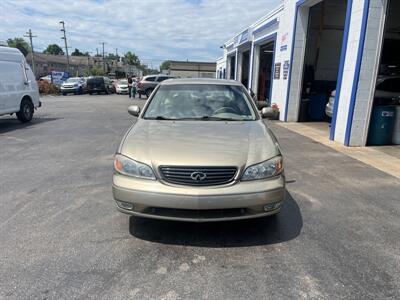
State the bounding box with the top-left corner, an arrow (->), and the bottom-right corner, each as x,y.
0,0 -> 281,68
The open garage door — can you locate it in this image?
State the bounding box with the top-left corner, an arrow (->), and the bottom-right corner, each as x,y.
367,0 -> 400,146
256,42 -> 275,103
228,55 -> 236,80
240,50 -> 250,88
298,0 -> 347,123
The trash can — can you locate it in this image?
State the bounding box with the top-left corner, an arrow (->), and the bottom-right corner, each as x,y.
367,106 -> 396,146
393,106 -> 400,145
309,94 -> 327,121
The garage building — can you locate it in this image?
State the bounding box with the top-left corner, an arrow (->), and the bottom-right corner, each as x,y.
218,0 -> 400,147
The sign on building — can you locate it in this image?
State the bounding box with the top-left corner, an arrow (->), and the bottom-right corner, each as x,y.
51,71 -> 69,85
274,63 -> 281,79
283,60 -> 289,80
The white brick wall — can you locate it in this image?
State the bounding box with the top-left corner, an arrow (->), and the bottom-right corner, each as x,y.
335,0 -> 387,146
334,0 -> 365,144
348,0 -> 386,146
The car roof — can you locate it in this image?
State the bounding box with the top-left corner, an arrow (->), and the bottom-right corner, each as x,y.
160,78 -> 242,86
144,74 -> 173,78
0,46 -> 25,62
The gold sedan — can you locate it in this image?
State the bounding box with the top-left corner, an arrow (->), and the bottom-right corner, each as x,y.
113,78 -> 285,222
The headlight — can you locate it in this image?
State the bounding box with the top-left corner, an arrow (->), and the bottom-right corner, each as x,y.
241,156 -> 283,181
114,154 -> 156,180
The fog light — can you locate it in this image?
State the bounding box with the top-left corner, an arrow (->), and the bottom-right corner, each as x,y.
116,201 -> 134,210
264,202 -> 281,212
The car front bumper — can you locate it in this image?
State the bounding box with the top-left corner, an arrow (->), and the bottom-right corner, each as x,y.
61,87 -> 80,93
112,173 -> 285,222
116,88 -> 129,94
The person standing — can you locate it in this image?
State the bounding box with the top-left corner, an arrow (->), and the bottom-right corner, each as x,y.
127,76 -> 133,98
131,78 -> 137,98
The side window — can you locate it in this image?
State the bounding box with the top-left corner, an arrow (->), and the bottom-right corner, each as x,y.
156,76 -> 169,82
146,77 -> 156,82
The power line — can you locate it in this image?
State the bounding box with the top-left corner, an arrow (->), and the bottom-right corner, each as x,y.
24,29 -> 37,76
60,21 -> 70,73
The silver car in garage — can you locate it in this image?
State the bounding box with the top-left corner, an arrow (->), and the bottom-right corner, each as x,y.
113,78 -> 285,222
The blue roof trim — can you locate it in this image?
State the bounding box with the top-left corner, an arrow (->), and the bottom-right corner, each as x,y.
344,0 -> 370,146
252,18 -> 278,35
329,0 -> 353,140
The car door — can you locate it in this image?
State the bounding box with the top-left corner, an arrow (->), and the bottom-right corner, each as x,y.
1,61 -> 25,113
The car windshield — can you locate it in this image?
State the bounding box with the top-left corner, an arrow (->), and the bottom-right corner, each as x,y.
66,78 -> 80,83
143,84 -> 257,121
119,80 -> 128,84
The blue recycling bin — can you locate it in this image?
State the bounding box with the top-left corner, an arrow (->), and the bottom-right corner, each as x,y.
309,94 -> 327,121
367,106 -> 396,145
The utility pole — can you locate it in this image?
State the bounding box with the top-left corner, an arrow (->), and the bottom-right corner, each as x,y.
60,21 -> 70,74
24,29 -> 37,77
100,42 -> 107,73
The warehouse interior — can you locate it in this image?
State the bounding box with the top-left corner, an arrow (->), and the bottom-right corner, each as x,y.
228,55 -> 236,80
240,50 -> 250,88
367,0 -> 400,145
256,41 -> 275,103
298,0 -> 347,123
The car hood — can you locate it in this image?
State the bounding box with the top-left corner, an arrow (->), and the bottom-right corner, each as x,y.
120,119 -> 280,169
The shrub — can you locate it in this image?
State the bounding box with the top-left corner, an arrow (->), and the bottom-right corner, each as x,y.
38,80 -> 60,95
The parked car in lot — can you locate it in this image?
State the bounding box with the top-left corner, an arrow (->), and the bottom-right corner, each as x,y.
60,77 -> 86,95
115,79 -> 129,94
136,75 -> 175,98
326,76 -> 400,118
0,46 -> 41,123
113,78 -> 285,222
39,75 -> 52,83
86,76 -> 114,94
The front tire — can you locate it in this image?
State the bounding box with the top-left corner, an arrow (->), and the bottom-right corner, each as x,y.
16,98 -> 34,123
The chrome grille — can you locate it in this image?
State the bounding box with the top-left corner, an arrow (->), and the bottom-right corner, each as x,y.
159,166 -> 237,186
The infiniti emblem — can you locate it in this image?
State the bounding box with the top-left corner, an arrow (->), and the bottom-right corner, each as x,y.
190,171 -> 207,181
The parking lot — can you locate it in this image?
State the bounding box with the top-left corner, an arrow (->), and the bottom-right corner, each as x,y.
1,94 -> 399,299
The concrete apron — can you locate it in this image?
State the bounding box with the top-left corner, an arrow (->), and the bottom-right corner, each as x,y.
275,122 -> 400,179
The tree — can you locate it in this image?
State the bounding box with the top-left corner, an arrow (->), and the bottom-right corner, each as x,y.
107,53 -> 119,60
124,51 -> 140,66
7,38 -> 30,56
159,60 -> 171,71
90,65 -> 105,76
71,48 -> 85,56
43,44 -> 64,55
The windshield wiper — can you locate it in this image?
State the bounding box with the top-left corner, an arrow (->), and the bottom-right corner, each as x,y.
200,116 -> 239,121
146,116 -> 175,120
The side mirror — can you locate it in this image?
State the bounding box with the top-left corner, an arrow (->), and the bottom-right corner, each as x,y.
261,107 -> 269,118
261,107 -> 280,120
128,105 -> 140,117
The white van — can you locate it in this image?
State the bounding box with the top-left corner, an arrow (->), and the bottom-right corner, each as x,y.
0,46 -> 41,123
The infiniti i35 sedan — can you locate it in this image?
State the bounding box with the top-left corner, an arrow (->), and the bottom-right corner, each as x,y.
112,78 -> 285,222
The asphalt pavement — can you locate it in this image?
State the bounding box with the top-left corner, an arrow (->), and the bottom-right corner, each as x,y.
0,94 -> 399,299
